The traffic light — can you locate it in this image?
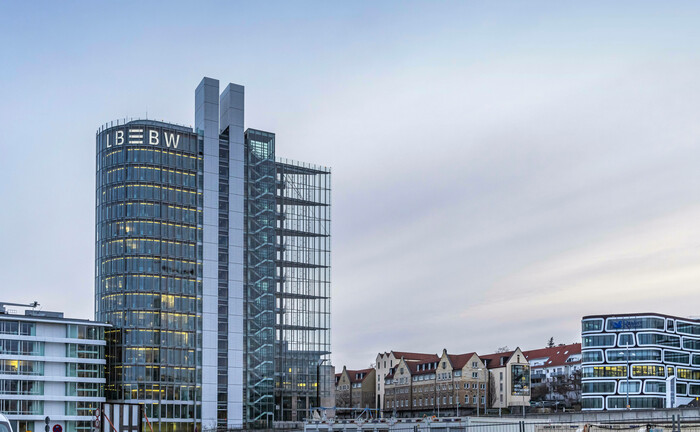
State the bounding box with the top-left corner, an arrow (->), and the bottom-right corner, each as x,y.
44,417 -> 50,432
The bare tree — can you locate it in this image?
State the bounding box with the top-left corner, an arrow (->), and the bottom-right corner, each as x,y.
489,373 -> 498,408
496,346 -> 510,353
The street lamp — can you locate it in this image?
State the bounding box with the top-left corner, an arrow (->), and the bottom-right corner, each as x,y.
619,343 -> 634,410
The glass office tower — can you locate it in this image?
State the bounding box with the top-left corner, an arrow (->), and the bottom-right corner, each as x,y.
95,121 -> 202,432
95,78 -> 331,430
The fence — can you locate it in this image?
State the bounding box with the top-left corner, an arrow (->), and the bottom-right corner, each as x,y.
305,414 -> 700,432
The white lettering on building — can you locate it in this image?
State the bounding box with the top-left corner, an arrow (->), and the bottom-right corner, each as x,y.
105,129 -> 184,150
163,132 -> 180,149
128,128 -> 143,145
149,130 -> 159,146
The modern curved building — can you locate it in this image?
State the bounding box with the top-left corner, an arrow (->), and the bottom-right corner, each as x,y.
581,313 -> 700,410
96,120 -> 202,431
95,78 -> 331,431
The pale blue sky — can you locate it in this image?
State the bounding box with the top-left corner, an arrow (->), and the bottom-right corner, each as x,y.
2,1 -> 700,368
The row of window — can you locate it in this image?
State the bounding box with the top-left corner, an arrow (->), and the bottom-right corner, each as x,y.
582,396 -> 664,410
66,344 -> 103,360
117,328 -> 197,348
100,292 -> 199,314
67,325 -> 105,341
100,165 -> 197,188
584,364 -> 700,379
0,379 -> 43,395
100,275 -> 199,296
0,360 -> 43,375
66,381 -> 102,397
66,363 -> 104,378
110,365 -> 196,385
99,202 -> 199,224
99,220 -> 199,242
99,256 -> 199,278
101,238 -> 197,260
101,310 -> 197,331
388,394 -> 486,408
583,348 -> 700,365
582,332 -> 692,349
65,401 -> 100,416
0,399 -> 42,415
101,146 -> 200,171
0,339 -> 43,356
0,321 -> 34,336
120,347 -> 195,365
101,183 -> 200,206
583,380 -> 669,394
110,383 -> 199,402
584,317 -> 700,336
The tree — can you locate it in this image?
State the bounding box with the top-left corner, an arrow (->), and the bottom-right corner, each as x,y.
489,373 -> 498,408
547,337 -> 555,348
496,346 -> 510,353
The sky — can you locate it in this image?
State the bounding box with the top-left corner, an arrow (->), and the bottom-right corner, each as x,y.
1,1 -> 700,369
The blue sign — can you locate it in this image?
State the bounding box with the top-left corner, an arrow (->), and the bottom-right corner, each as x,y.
611,319 -> 641,330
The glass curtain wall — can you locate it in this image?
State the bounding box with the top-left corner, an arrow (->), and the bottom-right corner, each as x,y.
95,120 -> 203,432
243,130 -> 277,428
274,158 -> 331,422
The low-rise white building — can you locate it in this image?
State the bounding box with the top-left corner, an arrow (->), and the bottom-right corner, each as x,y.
0,303 -> 108,432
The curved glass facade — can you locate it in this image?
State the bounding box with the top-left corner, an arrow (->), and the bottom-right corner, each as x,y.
581,313 -> 700,410
96,120 -> 202,432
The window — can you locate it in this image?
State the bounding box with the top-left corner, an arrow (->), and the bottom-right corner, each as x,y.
677,322 -> 700,335
472,372 -> 478,378
582,334 -> 615,348
473,396 -> 477,403
637,333 -> 680,348
582,381 -> 616,394
664,351 -> 690,364
644,381 -> 666,393
582,398 -> 603,409
618,333 -> 634,346
632,365 -> 665,377
619,381 -> 641,393
465,395 -> 468,404
606,348 -> 661,362
582,351 -> 604,363
583,366 -> 627,378
677,368 -> 700,380
582,319 -> 603,332
607,397 -> 663,409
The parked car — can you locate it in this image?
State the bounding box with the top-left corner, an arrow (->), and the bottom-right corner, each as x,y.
0,414 -> 13,432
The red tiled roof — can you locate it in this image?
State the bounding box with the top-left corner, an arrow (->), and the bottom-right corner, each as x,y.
523,343 -> 581,369
447,352 -> 477,370
407,359 -> 438,376
392,351 -> 439,362
479,351 -> 515,369
346,368 -> 374,383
